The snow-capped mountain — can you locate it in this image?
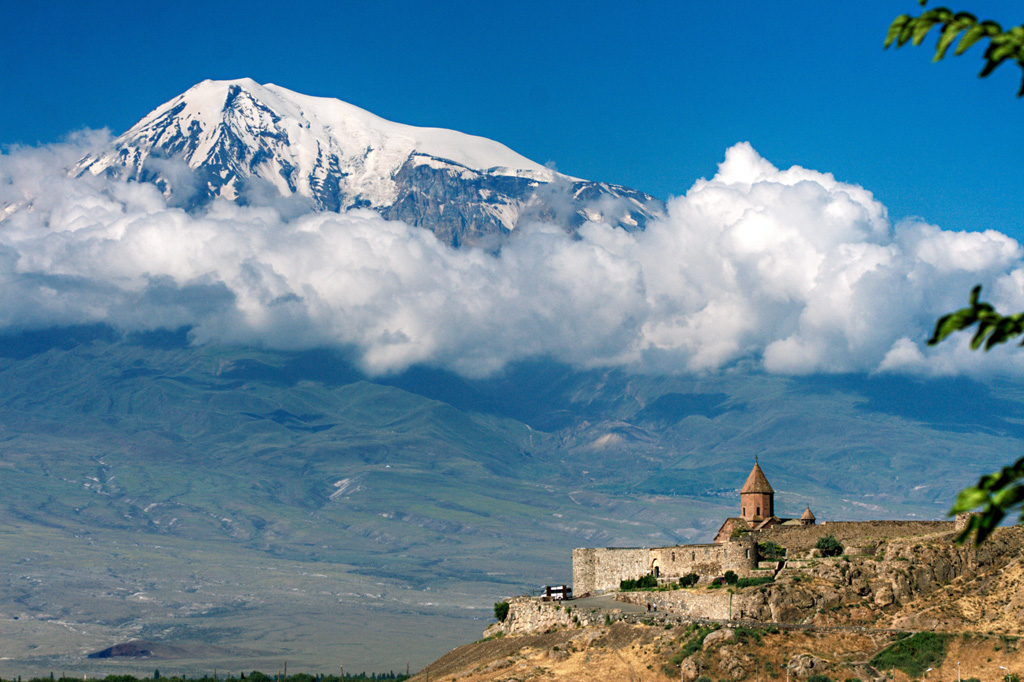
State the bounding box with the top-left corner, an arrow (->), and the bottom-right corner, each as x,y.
76,79 -> 663,246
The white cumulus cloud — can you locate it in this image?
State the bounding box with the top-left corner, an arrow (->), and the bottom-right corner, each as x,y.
2,136 -> 1024,378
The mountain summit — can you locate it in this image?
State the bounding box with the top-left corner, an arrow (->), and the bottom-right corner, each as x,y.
77,78 -> 663,246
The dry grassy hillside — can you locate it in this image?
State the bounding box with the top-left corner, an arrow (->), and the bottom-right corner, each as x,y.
413,625 -> 1023,682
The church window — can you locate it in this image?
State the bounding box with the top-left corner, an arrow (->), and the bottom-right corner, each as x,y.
757,506 -> 761,516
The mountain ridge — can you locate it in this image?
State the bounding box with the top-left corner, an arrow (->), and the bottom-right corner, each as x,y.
75,78 -> 664,246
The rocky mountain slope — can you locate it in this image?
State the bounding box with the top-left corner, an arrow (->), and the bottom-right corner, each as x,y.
74,79 -> 663,246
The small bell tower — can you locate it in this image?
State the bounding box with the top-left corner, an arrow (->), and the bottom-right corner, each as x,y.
740,458 -> 774,522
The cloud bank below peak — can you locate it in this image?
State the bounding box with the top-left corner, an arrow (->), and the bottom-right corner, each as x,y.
2,137 -> 1023,378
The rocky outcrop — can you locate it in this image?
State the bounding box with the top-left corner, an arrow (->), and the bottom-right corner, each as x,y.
485,597 -> 604,637
385,158 -> 661,248
735,527 -> 1022,625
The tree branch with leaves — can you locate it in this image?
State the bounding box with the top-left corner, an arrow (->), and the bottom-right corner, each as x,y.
888,2 -> 1024,543
886,1 -> 1024,95
926,285 -> 1024,544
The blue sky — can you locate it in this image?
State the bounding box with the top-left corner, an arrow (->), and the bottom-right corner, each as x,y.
3,1 -> 1022,240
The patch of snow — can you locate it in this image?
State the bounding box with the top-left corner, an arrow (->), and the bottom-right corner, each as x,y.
79,78 -> 566,209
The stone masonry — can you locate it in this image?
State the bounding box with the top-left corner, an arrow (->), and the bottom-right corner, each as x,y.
572,536 -> 757,595
572,462 -> 960,596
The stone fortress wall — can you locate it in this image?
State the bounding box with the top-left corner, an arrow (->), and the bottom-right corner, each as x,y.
756,519 -> 953,553
571,547 -> 649,595
571,460 -> 969,596
573,536 -> 757,595
573,519 -> 957,595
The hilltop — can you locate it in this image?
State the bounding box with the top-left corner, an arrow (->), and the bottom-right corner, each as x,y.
411,526 -> 1024,681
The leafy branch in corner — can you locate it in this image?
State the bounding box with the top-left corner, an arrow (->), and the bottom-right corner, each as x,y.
950,457 -> 1024,544
928,285 -> 1024,350
927,285 -> 1024,543
885,1 -> 1024,96
889,0 -> 1024,544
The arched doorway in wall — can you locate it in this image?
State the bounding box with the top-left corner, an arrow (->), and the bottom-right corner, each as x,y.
651,560 -> 660,579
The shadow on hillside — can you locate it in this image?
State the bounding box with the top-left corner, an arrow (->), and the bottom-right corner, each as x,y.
796,374 -> 1024,438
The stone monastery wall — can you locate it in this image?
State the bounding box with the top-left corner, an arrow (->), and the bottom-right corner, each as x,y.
572,547 -> 648,595
570,462 -> 962,597
757,520 -> 953,553
573,537 -> 757,595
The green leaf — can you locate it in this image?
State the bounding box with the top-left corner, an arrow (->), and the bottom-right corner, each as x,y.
956,23 -> 991,55
990,40 -> 1019,63
969,283 -> 983,307
951,486 -> 989,512
886,16 -> 912,48
912,17 -> 939,46
936,25 -> 967,61
899,20 -> 917,47
979,56 -> 1006,78
991,484 -> 1024,510
970,319 -> 993,349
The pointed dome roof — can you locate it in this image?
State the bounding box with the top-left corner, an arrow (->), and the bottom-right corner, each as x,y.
801,505 -> 816,521
740,462 -> 774,494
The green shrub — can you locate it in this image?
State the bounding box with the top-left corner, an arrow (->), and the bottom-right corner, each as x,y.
758,541 -> 786,560
736,576 -> 774,588
676,627 -> 714,660
493,600 -> 510,622
815,534 -> 844,557
620,573 -> 658,590
870,632 -> 949,678
807,676 -> 834,682
724,570 -> 738,584
734,626 -> 763,645
679,573 -> 699,587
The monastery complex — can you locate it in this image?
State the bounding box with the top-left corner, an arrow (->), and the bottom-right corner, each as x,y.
572,461 -> 955,595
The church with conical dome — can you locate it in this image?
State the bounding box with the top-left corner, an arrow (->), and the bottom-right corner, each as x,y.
712,460 -> 815,543
573,460 -> 818,595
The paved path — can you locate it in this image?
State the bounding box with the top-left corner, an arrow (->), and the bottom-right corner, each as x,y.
569,594 -> 648,614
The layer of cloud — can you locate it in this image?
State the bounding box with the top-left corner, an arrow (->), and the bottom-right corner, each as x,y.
3,136 -> 1024,378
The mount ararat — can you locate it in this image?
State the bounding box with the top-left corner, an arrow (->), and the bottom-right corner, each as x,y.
75,78 -> 663,247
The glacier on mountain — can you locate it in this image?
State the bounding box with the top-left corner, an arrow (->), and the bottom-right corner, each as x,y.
76,78 -> 663,246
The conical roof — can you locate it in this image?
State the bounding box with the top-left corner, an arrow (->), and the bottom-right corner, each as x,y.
740,462 -> 774,494
801,505 -> 816,521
